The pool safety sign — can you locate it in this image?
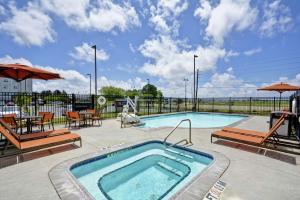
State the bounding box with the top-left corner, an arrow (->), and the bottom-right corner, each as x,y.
203,180 -> 226,200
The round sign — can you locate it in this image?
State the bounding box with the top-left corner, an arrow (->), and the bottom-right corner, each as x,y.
97,96 -> 106,105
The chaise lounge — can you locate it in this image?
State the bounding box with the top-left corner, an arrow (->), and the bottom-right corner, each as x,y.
211,114 -> 286,148
0,119 -> 82,158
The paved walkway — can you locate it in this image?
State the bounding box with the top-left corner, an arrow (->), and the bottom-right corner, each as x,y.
0,115 -> 299,200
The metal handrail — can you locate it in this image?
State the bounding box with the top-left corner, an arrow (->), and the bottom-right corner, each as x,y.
163,119 -> 192,146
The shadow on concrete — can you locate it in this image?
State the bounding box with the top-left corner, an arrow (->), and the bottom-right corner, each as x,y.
214,140 -> 297,165
0,144 -> 80,169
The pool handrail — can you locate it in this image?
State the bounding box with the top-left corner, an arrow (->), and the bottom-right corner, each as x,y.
163,119 -> 192,146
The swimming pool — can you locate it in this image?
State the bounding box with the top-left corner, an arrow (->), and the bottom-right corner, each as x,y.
139,112 -> 246,128
70,141 -> 213,200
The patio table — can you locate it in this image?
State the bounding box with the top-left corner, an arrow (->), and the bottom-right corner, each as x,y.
18,115 -> 42,134
79,111 -> 93,126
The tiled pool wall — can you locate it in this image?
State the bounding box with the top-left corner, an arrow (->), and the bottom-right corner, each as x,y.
49,139 -> 230,200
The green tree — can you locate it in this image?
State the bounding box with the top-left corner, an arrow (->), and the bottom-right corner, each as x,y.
125,89 -> 140,97
100,86 -> 125,97
141,84 -> 158,98
157,90 -> 163,98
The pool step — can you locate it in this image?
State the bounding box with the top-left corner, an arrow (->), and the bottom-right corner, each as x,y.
165,148 -> 194,160
157,162 -> 183,177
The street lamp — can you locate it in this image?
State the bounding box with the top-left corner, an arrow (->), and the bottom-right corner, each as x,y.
91,45 -> 97,96
86,73 -> 91,96
193,54 -> 198,111
184,78 -> 188,110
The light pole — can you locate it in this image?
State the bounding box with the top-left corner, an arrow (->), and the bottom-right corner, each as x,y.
91,45 -> 97,96
193,54 -> 198,111
184,78 -> 188,110
86,73 -> 91,96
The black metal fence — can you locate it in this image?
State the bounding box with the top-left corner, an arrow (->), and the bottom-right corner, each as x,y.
0,92 -> 290,124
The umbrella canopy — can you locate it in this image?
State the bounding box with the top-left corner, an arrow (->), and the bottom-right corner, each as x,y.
0,63 -> 62,81
257,82 -> 300,92
257,82 -> 300,110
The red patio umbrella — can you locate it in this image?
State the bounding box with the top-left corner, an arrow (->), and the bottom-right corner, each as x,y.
257,82 -> 300,109
0,63 -> 63,133
0,63 -> 62,81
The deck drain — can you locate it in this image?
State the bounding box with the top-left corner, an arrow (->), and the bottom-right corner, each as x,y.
203,180 -> 226,200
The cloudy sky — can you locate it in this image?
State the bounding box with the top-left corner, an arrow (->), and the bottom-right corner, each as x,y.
0,0 -> 299,97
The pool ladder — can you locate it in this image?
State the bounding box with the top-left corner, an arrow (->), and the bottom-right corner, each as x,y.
163,119 -> 192,147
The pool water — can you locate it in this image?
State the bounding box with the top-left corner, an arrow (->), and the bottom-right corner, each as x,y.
139,112 -> 246,128
71,142 -> 213,200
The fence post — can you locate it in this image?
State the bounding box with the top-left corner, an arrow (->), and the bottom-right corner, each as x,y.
34,92 -> 37,115
91,95 -> 95,109
273,97 -> 276,111
229,97 -> 232,113
212,98 -> 214,112
177,98 -> 179,112
71,94 -> 75,111
249,97 -> 252,114
169,98 -> 172,113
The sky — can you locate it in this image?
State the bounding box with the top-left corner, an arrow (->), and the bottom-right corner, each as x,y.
0,0 -> 299,97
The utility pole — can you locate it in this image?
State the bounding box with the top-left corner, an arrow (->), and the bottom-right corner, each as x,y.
91,45 -> 97,96
193,54 -> 198,111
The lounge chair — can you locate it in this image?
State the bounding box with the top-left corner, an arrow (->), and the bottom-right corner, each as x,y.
0,118 -> 70,141
0,119 -> 81,156
211,114 -> 286,147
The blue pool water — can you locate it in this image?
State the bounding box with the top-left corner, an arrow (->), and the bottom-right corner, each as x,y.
71,142 -> 213,200
139,112 -> 246,128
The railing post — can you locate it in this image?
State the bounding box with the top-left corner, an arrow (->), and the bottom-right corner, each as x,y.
91,94 -> 95,109
71,94 -> 75,111
249,97 -> 252,114
229,97 -> 232,113
177,98 -> 180,112
169,97 -> 172,113
273,97 -> 276,111
34,92 -> 37,115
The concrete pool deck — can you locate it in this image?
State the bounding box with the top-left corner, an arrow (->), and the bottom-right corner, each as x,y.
0,115 -> 299,200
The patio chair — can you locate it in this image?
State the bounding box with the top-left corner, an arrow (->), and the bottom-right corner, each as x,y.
1,114 -> 19,133
211,114 -> 286,148
67,111 -> 84,128
87,109 -> 102,126
0,119 -> 70,141
33,112 -> 54,131
0,119 -> 81,158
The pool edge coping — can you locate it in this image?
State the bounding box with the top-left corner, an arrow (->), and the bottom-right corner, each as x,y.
48,139 -> 230,200
134,111 -> 250,131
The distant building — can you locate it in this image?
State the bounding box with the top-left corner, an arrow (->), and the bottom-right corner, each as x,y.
0,78 -> 32,93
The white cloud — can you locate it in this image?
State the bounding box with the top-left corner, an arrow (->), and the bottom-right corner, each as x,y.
149,0 -> 188,35
138,36 -> 226,82
243,47 -> 262,56
0,5 -> 5,15
98,76 -> 146,91
40,0 -> 140,32
260,0 -> 293,37
194,0 -> 258,46
0,2 -> 55,46
0,55 -> 145,94
70,43 -> 109,63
